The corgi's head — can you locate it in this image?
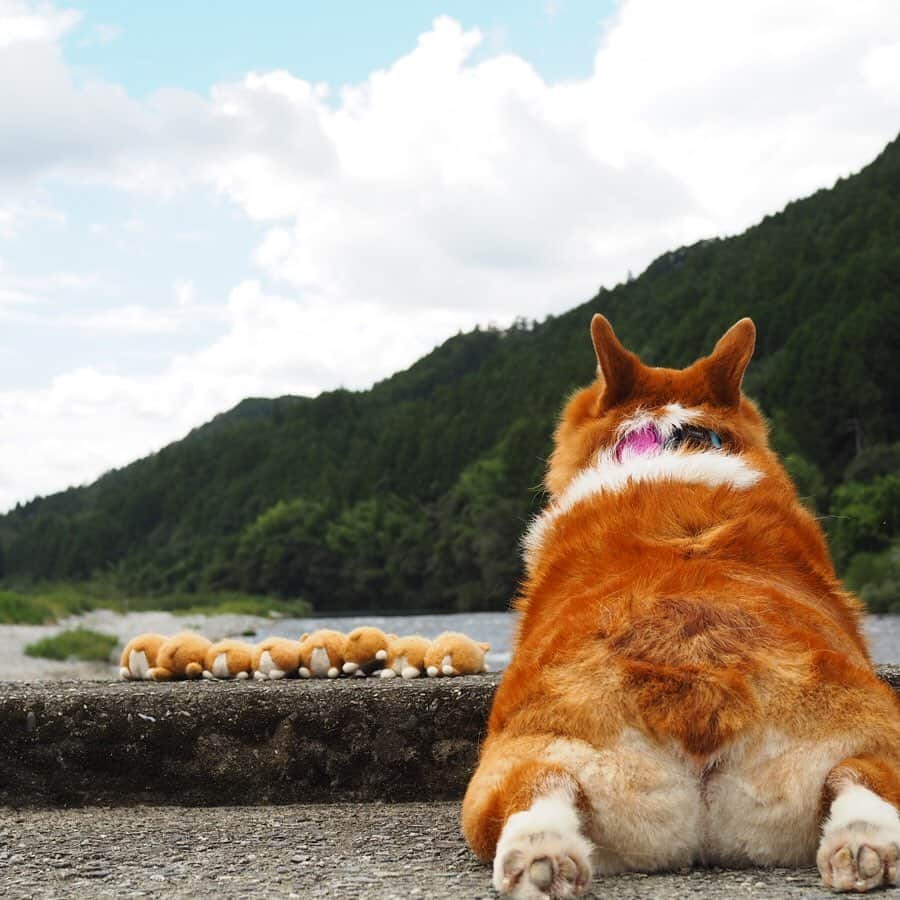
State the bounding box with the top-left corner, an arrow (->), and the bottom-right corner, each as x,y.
546,315 -> 772,497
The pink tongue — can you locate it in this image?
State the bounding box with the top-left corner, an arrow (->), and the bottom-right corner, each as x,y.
615,424 -> 662,462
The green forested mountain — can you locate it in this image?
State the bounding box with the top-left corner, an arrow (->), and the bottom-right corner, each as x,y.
2,135 -> 899,613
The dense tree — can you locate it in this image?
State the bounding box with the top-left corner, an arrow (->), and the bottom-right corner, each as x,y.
1,134 -> 899,612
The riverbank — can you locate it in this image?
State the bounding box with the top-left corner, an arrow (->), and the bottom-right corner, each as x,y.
1,609 -> 899,680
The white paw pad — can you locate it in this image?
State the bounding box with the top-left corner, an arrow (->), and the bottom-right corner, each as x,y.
818,784 -> 900,892
818,824 -> 900,892
494,830 -> 592,899
493,789 -> 592,899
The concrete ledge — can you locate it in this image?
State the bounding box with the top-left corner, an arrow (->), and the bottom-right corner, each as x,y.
0,666 -> 896,807
0,675 -> 499,806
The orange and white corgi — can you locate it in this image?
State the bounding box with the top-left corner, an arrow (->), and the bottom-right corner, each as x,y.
462,316 -> 900,896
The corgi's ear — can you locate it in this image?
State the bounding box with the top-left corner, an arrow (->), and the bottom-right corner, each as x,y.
479,642 -> 490,652
705,318 -> 756,407
300,633 -> 308,642
590,314 -> 638,407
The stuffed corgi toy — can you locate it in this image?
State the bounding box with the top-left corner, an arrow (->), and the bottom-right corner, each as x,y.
462,316 -> 900,898
425,632 -> 489,677
251,637 -> 301,680
202,639 -> 254,680
148,631 -> 211,681
341,626 -> 392,676
379,635 -> 432,679
298,629 -> 345,678
119,633 -> 167,680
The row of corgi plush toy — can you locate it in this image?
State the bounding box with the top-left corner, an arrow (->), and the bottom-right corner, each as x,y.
119,626 -> 491,682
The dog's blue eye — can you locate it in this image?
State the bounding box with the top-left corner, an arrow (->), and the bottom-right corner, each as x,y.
709,430 -> 722,449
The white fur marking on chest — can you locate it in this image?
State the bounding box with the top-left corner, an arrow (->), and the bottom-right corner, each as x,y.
129,649 -> 150,680
522,447 -> 762,571
310,646 -> 330,677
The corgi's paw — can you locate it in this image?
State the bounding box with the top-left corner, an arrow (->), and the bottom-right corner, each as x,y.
818,823 -> 900,892
493,829 -> 592,899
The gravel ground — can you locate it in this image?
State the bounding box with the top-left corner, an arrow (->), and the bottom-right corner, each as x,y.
0,803 -> 838,900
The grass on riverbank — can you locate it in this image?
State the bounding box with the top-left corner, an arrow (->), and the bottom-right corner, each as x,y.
0,583 -> 312,624
25,628 -> 118,662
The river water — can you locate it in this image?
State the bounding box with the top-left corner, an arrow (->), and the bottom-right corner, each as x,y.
0,609 -> 895,681
258,611 -> 900,670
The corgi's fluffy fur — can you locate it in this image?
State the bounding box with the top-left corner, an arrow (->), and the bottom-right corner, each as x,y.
462,316 -> 900,896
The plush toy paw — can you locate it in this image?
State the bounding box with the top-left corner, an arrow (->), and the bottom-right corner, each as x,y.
119,634 -> 167,680
148,666 -> 173,682
424,632 -> 490,677
252,640 -> 300,680
342,627 -> 391,676
298,630 -> 346,678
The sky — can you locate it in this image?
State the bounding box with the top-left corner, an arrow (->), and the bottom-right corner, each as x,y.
0,0 -> 898,512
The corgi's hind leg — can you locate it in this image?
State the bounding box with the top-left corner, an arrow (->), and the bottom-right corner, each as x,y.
463,739 -> 593,899
818,755 -> 900,892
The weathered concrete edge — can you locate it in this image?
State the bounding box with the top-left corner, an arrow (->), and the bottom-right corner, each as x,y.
0,667 -> 896,807
0,674 -> 500,807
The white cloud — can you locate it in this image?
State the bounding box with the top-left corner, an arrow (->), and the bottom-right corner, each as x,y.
65,304 -> 178,334
0,0 -> 79,48
0,200 -> 65,237
863,41 -> 900,95
1,1 -> 900,509
173,278 -> 195,307
0,280 -> 478,508
78,22 -> 120,46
